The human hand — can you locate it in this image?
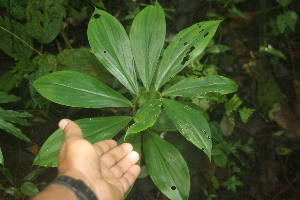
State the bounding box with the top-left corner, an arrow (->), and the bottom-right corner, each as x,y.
57,119 -> 140,200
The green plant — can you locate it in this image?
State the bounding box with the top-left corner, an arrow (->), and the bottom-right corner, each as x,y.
210,125 -> 253,194
0,165 -> 47,199
272,0 -> 298,35
0,0 -> 112,110
32,3 -> 238,199
203,189 -> 218,200
212,138 -> 254,168
0,91 -> 44,199
0,91 -> 31,144
221,175 -> 243,193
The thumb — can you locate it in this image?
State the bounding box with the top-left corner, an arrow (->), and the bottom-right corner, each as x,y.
59,119 -> 83,139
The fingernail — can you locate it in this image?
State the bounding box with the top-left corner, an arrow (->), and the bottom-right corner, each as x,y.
59,119 -> 69,130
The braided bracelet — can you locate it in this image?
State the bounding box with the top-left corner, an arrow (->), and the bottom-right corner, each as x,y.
51,176 -> 98,200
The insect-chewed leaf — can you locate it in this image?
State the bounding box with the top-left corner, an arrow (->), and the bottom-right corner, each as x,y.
33,116 -> 131,167
32,71 -> 131,108
130,3 -> 166,89
155,20 -> 221,90
26,0 -> 65,43
88,8 -> 139,94
143,130 -> 190,200
163,99 -> 212,158
126,99 -> 162,136
163,76 -> 238,97
0,17 -> 33,60
56,48 -> 112,82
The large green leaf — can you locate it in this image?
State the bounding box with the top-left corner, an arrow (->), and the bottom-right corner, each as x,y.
163,99 -> 212,158
0,17 -> 33,60
26,0 -> 65,43
0,119 -> 31,142
56,48 -> 112,82
144,131 -> 190,200
34,116 -> 131,167
126,99 -> 162,136
0,92 -> 20,103
88,9 -> 139,94
32,71 -> 131,108
155,20 -> 221,89
163,76 -> 238,97
129,3 -> 166,89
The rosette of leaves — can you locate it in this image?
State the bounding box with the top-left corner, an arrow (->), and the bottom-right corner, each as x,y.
32,3 -> 237,199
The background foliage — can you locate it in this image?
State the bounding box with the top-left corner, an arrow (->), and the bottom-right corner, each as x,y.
0,0 -> 299,199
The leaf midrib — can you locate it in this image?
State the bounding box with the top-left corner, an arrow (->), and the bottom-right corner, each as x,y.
40,82 -> 129,105
148,133 -> 185,199
165,82 -> 231,94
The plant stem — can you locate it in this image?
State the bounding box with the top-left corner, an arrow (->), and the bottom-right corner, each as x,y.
0,25 -> 44,58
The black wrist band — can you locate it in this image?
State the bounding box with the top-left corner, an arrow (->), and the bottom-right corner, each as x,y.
51,176 -> 98,200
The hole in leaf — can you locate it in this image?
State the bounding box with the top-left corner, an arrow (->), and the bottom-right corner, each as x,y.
171,186 -> 176,190
181,46 -> 195,65
204,32 -> 209,38
199,29 -> 204,34
208,136 -> 211,139
203,130 -> 207,134
184,42 -> 188,46
103,50 -> 106,53
94,14 -> 101,19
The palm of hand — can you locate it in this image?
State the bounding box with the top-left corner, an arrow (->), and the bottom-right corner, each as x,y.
58,119 -> 140,200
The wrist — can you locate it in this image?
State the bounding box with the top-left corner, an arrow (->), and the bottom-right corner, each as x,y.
59,169 -> 100,197
51,176 -> 98,200
32,183 -> 77,200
